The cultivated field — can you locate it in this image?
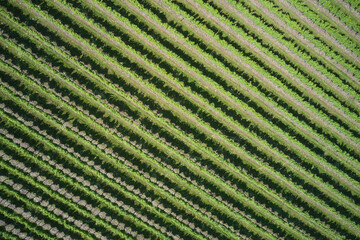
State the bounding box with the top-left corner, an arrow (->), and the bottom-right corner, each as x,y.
1,0 -> 360,239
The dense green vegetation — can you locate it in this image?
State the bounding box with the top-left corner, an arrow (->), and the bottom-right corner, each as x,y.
0,0 -> 359,239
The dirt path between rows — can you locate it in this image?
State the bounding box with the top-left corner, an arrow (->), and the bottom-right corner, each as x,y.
334,0 -> 360,20
10,15 -> 333,238
273,0 -> 360,65
216,0 -> 360,104
16,0 -> 360,235
122,0 -> 360,190
37,0 -> 360,213
184,0 -> 360,135
247,0 -> 360,89
147,0 -> 360,158
304,0 -> 360,42
67,0 -> 360,216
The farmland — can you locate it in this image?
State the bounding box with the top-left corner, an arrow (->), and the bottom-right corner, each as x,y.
0,0 -> 360,239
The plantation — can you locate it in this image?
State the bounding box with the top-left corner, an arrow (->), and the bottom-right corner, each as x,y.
0,0 -> 360,239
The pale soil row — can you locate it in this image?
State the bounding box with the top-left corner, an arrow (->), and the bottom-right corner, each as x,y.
180,0 -> 360,144
333,0 -> 360,20
0,173 -> 106,240
0,218 -> 34,240
29,79 -> 269,239
214,0 -> 360,108
7,36 -> 331,238
0,29 -> 272,239
0,95 -> 225,240
0,151 -> 163,240
185,0 -> 360,115
0,19 -> 338,239
158,0 -> 360,144
4,5 -> 358,238
244,0 -> 360,86
82,0 -> 360,185
1,164 -> 144,239
304,0 -> 360,42
7,1 -> 360,234
52,2 -> 360,223
27,0 -> 360,222
0,17 -> 346,239
128,0 -> 360,160
0,107 -> 215,240
274,0 -> 360,64
0,194 -> 72,240
120,0 -> 360,183
1,75 -> 258,240
0,126 -> 187,240
5,26 -> 322,239
0,132 -> 179,240
125,0 -> 360,193
0,63 -> 244,239
14,74 -> 277,238
0,198 -> 65,240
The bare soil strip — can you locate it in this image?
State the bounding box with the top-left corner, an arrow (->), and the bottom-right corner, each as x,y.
304,0 -> 360,42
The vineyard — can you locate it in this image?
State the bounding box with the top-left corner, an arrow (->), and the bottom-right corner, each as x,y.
0,0 -> 360,239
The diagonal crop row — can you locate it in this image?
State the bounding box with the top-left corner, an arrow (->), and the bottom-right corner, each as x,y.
0,209 -> 36,240
0,35 -> 336,238
25,0 -> 360,202
308,0 -> 360,42
48,0 -> 360,205
2,0 -> 360,238
193,0 -> 360,115
100,0 -> 360,176
2,0 -> 360,236
0,203 -> 55,240
342,0 -> 360,13
226,0 -> 360,93
0,139 -> 165,240
0,59 -> 275,240
285,0 -> 360,57
144,0 -> 356,159
0,93 -> 220,239
252,0 -> 360,78
272,0 -> 360,62
0,56 -> 288,240
0,130 -> 180,240
0,21 -> 338,239
0,45 -> 316,240
314,0 -> 360,35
